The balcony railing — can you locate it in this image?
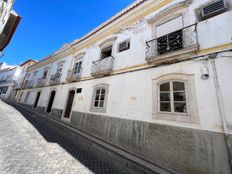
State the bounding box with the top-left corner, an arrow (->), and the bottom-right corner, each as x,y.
146,24 -> 198,63
91,56 -> 114,77
22,80 -> 34,89
36,78 -> 46,87
49,73 -> 61,85
0,79 -> 12,84
66,68 -> 82,82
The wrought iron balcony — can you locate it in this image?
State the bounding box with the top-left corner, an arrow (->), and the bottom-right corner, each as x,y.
91,56 -> 114,77
146,24 -> 198,64
66,68 -> 82,82
0,79 -> 12,84
22,80 -> 35,89
49,73 -> 61,85
36,78 -> 46,87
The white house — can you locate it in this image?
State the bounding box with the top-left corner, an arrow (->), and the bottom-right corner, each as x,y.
0,0 -> 21,52
15,0 -> 232,173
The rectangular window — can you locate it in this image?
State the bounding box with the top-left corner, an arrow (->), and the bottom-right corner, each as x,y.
101,46 -> 112,59
159,81 -> 187,113
118,40 -> 130,52
73,61 -> 82,74
42,70 -> 48,79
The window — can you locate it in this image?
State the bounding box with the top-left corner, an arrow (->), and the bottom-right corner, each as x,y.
118,40 -> 130,52
42,70 -> 48,79
0,86 -> 8,94
24,91 -> 30,103
101,46 -> 112,59
152,74 -> 199,123
90,84 -> 109,113
159,81 -> 187,113
73,61 -> 82,74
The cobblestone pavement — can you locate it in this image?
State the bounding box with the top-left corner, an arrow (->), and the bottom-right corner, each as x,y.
0,100 -> 134,174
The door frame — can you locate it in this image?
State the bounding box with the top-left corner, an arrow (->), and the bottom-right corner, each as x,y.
61,88 -> 76,122
33,91 -> 41,109
46,89 -> 57,113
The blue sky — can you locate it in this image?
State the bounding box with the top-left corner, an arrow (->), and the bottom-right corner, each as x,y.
1,0 -> 134,65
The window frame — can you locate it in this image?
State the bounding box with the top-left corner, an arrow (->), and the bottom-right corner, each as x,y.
152,74 -> 199,124
73,60 -> 82,75
158,80 -> 188,115
118,39 -> 130,53
90,84 -> 109,113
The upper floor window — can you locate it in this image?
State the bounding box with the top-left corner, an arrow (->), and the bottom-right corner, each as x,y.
118,40 -> 130,52
73,61 -> 82,74
90,84 -> 109,113
101,46 -> 113,59
42,70 -> 48,79
159,81 -> 187,113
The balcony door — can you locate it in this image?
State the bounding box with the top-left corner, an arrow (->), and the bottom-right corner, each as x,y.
64,90 -> 75,118
47,90 -> 56,113
33,91 -> 41,109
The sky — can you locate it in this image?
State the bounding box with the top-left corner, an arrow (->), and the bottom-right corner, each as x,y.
1,0 -> 134,65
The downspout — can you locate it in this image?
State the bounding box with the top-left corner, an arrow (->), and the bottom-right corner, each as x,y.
210,56 -> 232,169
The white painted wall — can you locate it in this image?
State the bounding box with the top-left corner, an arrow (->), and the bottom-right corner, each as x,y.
19,0 -> 232,134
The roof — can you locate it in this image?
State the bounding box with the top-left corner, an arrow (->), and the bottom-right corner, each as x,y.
29,0 -> 147,68
19,59 -> 37,67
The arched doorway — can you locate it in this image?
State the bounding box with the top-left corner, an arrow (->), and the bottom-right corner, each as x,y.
33,91 -> 41,109
47,90 -> 56,113
64,90 -> 75,118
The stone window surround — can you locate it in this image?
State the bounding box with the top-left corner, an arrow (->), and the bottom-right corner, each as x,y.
97,36 -> 117,60
90,84 -> 109,113
152,73 -> 199,124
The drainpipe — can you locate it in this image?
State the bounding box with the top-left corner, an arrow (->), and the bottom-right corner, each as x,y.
210,55 -> 232,169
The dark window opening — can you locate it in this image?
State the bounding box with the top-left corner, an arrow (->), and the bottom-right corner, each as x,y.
101,46 -> 112,59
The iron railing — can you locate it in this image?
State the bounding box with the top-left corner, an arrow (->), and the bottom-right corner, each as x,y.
49,73 -> 61,85
36,78 -> 46,87
146,24 -> 198,60
91,56 -> 114,77
66,67 -> 82,82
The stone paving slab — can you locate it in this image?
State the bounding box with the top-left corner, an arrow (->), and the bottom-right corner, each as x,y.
0,100 -> 133,174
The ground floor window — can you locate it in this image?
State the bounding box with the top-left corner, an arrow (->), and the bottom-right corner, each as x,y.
0,86 -> 9,95
152,74 -> 199,123
90,84 -> 109,113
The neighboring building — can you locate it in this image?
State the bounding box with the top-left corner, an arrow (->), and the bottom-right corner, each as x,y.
0,65 -> 20,99
13,59 -> 36,101
14,0 -> 232,173
0,0 -> 21,52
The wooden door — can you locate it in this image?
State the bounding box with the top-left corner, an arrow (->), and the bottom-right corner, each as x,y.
64,90 -> 75,118
47,91 -> 56,113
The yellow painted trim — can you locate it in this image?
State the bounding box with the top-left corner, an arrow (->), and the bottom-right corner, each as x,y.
198,43 -> 232,55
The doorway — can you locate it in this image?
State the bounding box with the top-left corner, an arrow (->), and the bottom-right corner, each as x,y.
33,92 -> 41,109
64,90 -> 75,118
47,90 -> 56,113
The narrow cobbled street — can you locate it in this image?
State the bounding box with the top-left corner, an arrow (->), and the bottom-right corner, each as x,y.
0,100 -> 134,174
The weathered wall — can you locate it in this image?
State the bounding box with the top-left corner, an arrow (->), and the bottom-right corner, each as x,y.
70,111 -> 231,174
50,108 -> 63,120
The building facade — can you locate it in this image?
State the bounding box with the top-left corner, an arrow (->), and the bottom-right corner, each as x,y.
14,0 -> 232,173
0,0 -> 21,52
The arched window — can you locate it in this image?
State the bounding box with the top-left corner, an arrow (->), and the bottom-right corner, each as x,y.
159,81 -> 187,113
90,84 -> 109,113
152,74 -> 199,123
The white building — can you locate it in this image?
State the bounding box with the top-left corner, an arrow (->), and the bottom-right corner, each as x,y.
15,0 -> 232,173
0,65 -> 19,99
0,0 -> 21,52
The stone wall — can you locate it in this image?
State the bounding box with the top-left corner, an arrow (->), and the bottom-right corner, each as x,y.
70,111 -> 231,174
35,106 -> 45,114
50,108 -> 63,120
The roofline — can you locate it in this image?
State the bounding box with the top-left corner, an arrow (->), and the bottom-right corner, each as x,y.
19,59 -> 37,67
29,0 -> 147,68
